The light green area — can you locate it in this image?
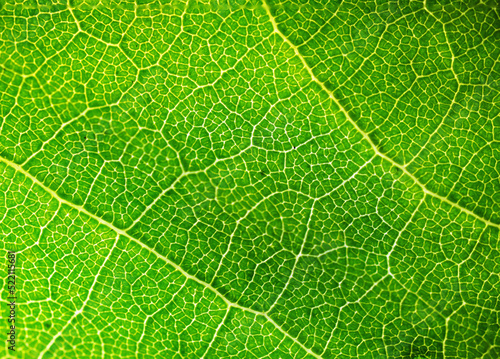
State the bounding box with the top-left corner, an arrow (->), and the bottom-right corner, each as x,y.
0,0 -> 499,358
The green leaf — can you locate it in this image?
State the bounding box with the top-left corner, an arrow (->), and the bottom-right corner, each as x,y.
0,0 -> 499,358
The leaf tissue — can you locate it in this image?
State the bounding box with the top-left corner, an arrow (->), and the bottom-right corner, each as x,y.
0,0 -> 499,358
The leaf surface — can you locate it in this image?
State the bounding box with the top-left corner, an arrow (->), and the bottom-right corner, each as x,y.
0,1 -> 499,358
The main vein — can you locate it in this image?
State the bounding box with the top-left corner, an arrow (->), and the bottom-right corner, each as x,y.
0,155 -> 323,359
260,0 -> 499,230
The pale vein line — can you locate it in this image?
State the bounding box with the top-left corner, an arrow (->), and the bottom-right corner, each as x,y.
392,276 -> 447,321
443,301 -> 466,359
200,305 -> 231,359
123,169 -> 200,231
210,189 -> 313,286
266,198 -> 316,313
0,156 -> 322,359
136,277 -> 189,352
261,0 -> 500,230
405,6 -> 462,168
386,194 -> 427,277
296,3 -> 342,48
37,233 -> 120,359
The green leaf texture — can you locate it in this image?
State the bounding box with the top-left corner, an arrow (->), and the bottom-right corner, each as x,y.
0,0 -> 499,358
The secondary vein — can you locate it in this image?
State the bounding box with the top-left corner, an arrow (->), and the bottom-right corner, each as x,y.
0,155 -> 323,359
260,0 -> 499,230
